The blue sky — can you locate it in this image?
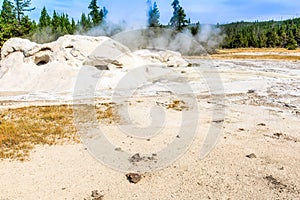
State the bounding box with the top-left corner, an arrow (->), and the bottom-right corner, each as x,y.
3,0 -> 300,25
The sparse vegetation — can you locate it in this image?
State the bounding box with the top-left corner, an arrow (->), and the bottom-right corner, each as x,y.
0,104 -> 119,161
210,48 -> 300,60
167,100 -> 188,111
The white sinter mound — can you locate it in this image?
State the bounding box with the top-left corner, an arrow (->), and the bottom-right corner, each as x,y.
0,35 -> 189,96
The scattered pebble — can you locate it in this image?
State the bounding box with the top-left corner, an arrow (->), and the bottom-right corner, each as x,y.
212,119 -> 224,123
114,147 -> 122,152
84,190 -> 104,200
129,153 -> 143,163
257,123 -> 266,126
246,153 -> 257,159
284,103 -> 296,108
126,173 -> 142,184
273,132 -> 283,138
129,153 -> 158,164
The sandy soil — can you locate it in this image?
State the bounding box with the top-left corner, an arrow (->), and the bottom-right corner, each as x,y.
1,57 -> 300,199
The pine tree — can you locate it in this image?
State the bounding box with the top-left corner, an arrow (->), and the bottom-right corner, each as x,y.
170,0 -> 180,29
248,32 -> 259,48
147,1 -> 160,27
177,6 -> 188,31
39,6 -> 51,27
169,0 -> 188,31
258,32 -> 267,48
88,0 -> 107,26
71,18 -> 76,33
190,21 -> 200,36
278,26 -> 287,47
294,27 -> 300,45
286,30 -> 297,50
1,0 -> 16,23
99,6 -> 108,22
18,15 -> 34,35
14,0 -> 35,23
79,13 -> 92,31
52,10 -> 60,28
266,29 -> 279,47
0,0 -> 18,47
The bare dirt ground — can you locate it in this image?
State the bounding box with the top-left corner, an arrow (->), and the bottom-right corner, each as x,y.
0,53 -> 300,199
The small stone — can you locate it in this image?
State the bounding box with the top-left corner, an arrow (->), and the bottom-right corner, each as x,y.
126,173 -> 142,184
89,190 -> 104,199
247,89 -> 255,94
91,190 -> 99,197
129,153 -> 142,163
94,65 -> 109,70
246,153 -> 257,159
212,119 -> 224,123
238,128 -> 245,131
257,123 -> 266,126
115,147 -> 122,151
273,132 -> 283,138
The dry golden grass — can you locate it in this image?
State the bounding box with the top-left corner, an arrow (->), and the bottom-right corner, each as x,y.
96,102 -> 120,124
210,54 -> 300,61
167,100 -> 189,111
216,48 -> 300,54
207,48 -> 300,61
0,104 -> 119,161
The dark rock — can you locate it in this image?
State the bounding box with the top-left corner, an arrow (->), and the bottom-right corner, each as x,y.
257,123 -> 266,126
126,173 -> 142,184
94,65 -> 109,70
246,153 -> 257,159
273,132 -> 283,138
91,190 -> 104,200
114,147 -> 122,152
129,153 -> 142,163
212,119 -> 224,123
247,89 -> 255,94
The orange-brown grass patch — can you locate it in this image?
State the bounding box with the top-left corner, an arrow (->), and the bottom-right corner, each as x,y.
167,100 -> 189,111
210,54 -> 300,61
96,102 -> 120,124
205,48 -> 300,61
215,48 -> 300,54
0,104 -> 119,161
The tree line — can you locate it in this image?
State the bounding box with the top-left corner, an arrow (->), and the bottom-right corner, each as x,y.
0,0 -> 109,45
221,19 -> 300,50
0,0 -> 299,50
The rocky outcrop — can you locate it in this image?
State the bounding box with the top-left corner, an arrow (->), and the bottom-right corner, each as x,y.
0,35 -> 190,94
